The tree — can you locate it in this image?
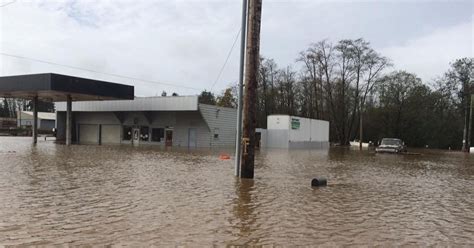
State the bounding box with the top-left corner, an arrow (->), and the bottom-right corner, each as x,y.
216,87 -> 237,108
198,90 -> 216,105
444,58 -> 473,151
161,91 -> 167,97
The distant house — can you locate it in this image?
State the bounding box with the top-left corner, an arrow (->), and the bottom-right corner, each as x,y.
0,117 -> 16,129
17,111 -> 56,131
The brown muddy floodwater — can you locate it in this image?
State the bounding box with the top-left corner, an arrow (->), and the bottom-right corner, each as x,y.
0,137 -> 473,246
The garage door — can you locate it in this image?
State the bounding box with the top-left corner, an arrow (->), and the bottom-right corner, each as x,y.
79,124 -> 99,144
101,125 -> 121,144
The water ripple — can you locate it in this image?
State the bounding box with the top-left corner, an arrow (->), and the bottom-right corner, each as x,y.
0,137 -> 473,246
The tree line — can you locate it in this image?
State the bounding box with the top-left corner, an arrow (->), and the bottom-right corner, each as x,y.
0,98 -> 55,118
200,39 -> 473,150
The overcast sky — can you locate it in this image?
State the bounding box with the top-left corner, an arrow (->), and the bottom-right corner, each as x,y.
0,0 -> 472,96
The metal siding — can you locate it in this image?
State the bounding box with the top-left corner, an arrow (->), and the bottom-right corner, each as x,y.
101,125 -> 121,144
50,73 -> 134,100
0,73 -> 50,92
174,111 -> 210,147
56,96 -> 198,112
79,124 -> 99,144
74,112 -> 121,125
198,104 -> 237,148
40,120 -> 55,130
0,73 -> 133,100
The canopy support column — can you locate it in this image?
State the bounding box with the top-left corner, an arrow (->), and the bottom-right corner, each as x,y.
66,95 -> 72,146
32,96 -> 38,144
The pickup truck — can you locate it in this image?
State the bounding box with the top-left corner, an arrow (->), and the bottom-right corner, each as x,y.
375,138 -> 407,153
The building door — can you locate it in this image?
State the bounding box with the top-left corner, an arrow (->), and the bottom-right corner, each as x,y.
101,125 -> 121,144
79,124 -> 99,145
188,128 -> 197,148
165,130 -> 173,146
132,127 -> 140,146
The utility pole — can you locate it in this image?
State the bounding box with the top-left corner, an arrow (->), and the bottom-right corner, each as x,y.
240,0 -> 262,179
235,0 -> 248,177
468,94 -> 473,152
359,103 -> 363,150
462,90 -> 470,152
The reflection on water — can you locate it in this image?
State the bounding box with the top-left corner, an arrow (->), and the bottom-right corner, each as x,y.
0,137 -> 473,246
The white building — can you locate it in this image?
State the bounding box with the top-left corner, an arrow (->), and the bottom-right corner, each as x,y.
17,111 -> 56,131
55,96 -> 237,148
259,115 -> 329,149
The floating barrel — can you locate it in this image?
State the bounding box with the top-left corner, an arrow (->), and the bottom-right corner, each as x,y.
311,177 -> 327,187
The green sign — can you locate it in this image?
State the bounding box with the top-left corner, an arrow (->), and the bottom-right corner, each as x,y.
291,118 -> 300,130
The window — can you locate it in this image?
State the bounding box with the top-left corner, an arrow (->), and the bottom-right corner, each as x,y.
151,128 -> 165,142
123,126 -> 132,140
140,126 -> 149,141
213,128 -> 219,140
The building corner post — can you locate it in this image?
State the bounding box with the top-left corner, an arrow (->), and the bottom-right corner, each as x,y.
468,94 -> 473,152
32,96 -> 38,144
66,95 -> 72,146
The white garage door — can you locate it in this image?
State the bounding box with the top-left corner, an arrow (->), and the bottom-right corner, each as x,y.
101,125 -> 121,144
79,124 -> 99,144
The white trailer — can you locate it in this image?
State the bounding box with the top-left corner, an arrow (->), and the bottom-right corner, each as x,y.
262,115 -> 329,149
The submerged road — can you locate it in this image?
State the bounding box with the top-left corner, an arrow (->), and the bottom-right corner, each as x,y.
0,137 -> 473,246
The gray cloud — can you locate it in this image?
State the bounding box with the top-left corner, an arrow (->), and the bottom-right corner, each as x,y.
0,0 -> 472,96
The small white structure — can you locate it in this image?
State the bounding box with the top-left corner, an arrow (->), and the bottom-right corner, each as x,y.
17,111 -> 56,131
259,115 -> 329,149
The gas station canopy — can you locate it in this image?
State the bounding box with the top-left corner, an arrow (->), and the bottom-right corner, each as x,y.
0,73 -> 134,101
0,73 -> 134,145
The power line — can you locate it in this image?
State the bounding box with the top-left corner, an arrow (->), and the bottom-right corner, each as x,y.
0,0 -> 17,8
0,52 -> 203,91
210,28 -> 241,91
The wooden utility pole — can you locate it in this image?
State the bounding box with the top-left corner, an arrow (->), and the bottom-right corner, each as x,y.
462,90 -> 470,152
240,0 -> 262,179
359,104 -> 363,150
468,94 -> 473,152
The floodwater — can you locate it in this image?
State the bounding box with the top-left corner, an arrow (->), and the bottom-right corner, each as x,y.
0,137 -> 473,246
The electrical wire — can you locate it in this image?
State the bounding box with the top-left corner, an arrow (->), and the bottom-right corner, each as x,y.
0,52 -> 203,91
210,28 -> 241,91
0,0 -> 17,8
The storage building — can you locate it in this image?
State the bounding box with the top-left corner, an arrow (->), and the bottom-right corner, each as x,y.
17,111 -> 56,131
259,115 -> 329,149
55,96 -> 237,148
